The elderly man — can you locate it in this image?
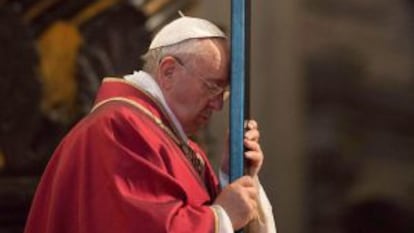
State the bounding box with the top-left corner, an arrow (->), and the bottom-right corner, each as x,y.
24,16 -> 276,233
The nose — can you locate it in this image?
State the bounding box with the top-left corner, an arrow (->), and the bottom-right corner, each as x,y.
208,93 -> 224,111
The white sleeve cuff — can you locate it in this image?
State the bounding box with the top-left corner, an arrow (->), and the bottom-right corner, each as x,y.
210,204 -> 234,233
248,181 -> 277,233
218,171 -> 277,233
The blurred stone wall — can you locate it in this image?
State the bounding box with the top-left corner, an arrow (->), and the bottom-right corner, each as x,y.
199,0 -> 414,233
302,0 -> 414,233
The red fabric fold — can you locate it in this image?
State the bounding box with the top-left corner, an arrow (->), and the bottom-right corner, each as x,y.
25,79 -> 220,233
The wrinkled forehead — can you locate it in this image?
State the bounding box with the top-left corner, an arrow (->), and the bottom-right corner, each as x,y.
196,40 -> 230,85
191,38 -> 229,70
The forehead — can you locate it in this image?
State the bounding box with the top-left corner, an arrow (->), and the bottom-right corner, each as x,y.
190,39 -> 229,82
201,39 -> 229,65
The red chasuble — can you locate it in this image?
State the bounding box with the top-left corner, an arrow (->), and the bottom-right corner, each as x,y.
24,78 -> 221,233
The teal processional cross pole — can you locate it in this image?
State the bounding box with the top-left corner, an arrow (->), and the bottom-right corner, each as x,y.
230,0 -> 251,232
229,0 -> 250,183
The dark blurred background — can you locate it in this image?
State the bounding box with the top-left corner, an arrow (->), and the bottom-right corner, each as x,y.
0,0 -> 413,233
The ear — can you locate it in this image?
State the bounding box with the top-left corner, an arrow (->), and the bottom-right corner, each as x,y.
158,56 -> 177,90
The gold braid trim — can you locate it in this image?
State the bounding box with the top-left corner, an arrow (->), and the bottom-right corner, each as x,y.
102,78 -> 185,142
93,79 -> 208,185
91,97 -> 180,145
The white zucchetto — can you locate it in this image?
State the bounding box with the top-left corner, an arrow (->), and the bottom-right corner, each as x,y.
149,16 -> 227,50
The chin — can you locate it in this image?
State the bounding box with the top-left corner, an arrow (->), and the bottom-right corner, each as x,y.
184,124 -> 206,137
184,126 -> 199,137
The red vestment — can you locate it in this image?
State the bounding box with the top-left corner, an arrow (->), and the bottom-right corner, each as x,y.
24,78 -> 220,233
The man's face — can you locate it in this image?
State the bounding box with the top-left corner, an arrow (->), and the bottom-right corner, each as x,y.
161,39 -> 229,135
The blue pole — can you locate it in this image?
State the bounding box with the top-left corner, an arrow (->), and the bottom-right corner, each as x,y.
230,0 -> 250,231
230,0 -> 250,183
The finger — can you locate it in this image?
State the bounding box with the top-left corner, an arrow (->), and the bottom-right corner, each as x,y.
247,198 -> 258,215
244,139 -> 261,152
245,186 -> 259,199
247,120 -> 258,130
245,151 -> 262,162
238,176 -> 255,186
250,207 -> 259,221
244,129 -> 260,141
240,185 -> 258,202
245,149 -> 263,176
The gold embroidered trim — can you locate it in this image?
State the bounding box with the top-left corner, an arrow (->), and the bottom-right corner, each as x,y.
92,78 -> 209,189
101,78 -> 184,141
91,97 -> 180,145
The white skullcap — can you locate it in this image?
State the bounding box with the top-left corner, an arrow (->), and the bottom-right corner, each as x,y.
149,16 -> 227,50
